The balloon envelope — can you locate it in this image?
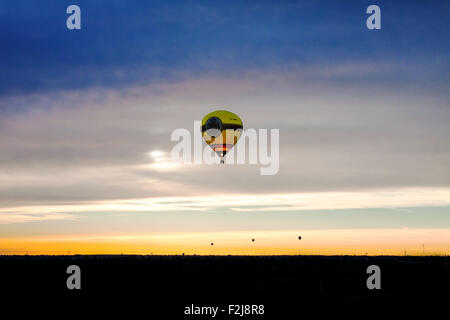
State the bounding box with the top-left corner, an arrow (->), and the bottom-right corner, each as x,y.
201,110 -> 243,161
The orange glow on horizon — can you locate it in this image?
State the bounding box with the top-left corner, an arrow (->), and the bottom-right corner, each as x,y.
1,229 -> 449,256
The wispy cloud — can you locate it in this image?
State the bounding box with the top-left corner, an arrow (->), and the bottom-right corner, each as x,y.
0,212 -> 80,224
1,188 -> 449,224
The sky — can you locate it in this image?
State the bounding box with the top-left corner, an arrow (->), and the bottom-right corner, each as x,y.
0,0 -> 449,255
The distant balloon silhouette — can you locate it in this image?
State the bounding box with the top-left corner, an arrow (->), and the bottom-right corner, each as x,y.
298,236 -> 302,240
201,110 -> 243,164
252,239 -> 255,242
211,242 -> 214,246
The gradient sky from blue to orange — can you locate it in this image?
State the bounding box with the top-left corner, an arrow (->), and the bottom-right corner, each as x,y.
0,0 -> 449,255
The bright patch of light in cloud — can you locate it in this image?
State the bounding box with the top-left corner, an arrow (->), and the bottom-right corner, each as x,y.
144,150 -> 181,171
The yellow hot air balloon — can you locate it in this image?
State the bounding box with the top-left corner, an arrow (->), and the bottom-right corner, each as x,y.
201,110 -> 243,163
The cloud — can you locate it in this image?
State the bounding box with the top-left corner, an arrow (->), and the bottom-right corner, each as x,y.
0,212 -> 79,224
1,188 -> 449,224
0,69 -> 449,210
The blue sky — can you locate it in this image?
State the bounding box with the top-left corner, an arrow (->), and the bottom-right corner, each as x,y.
1,0 -> 449,98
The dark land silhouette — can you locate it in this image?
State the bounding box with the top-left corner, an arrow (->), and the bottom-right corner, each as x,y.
1,255 -> 448,317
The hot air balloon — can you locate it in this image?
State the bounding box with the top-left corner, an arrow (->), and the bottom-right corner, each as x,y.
201,110 -> 243,164
298,236 -> 302,240
252,239 -> 255,242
